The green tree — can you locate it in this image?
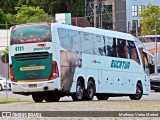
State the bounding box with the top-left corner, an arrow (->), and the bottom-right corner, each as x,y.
6,13 -> 16,24
69,0 -> 85,17
0,9 -> 11,29
36,0 -> 67,16
18,0 -> 37,6
0,0 -> 15,13
139,4 -> 160,35
3,47 -> 8,55
15,5 -> 53,23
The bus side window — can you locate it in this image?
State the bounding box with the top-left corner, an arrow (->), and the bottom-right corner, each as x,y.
140,50 -> 149,74
58,28 -> 71,50
127,41 -> 140,63
139,49 -> 154,74
105,36 -> 112,56
80,32 -> 94,54
93,35 -> 105,56
117,39 -> 126,58
69,30 -> 81,52
112,38 -> 117,57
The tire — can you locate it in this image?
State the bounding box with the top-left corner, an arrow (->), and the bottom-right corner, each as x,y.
0,85 -> 3,91
129,83 -> 143,100
155,90 -> 160,92
32,92 -> 44,103
44,95 -> 60,102
85,81 -> 95,100
96,94 -> 109,100
72,80 -> 84,101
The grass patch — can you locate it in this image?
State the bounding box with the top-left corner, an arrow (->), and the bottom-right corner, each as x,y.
0,98 -> 32,104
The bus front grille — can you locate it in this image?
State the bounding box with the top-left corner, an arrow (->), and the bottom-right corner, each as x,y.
14,52 -> 49,61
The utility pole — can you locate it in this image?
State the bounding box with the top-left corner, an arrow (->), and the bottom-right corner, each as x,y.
85,0 -> 86,27
128,21 -> 131,33
94,0 -> 97,27
136,21 -> 138,37
154,15 -> 158,73
5,22 -> 8,101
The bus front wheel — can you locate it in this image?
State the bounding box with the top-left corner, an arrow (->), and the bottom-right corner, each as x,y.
72,80 -> 84,101
129,83 -> 143,100
32,92 -> 44,103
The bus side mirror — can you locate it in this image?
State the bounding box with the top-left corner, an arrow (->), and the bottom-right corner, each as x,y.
1,54 -> 9,64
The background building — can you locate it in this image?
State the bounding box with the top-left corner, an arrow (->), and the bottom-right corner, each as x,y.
85,0 -> 160,33
126,0 -> 160,34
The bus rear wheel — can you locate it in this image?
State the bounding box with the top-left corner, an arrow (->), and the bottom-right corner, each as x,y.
85,81 -> 95,100
72,80 -> 84,101
32,92 -> 44,103
155,90 -> 160,92
129,83 -> 143,100
96,94 -> 109,100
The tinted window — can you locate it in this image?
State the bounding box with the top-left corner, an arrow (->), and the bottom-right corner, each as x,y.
127,40 -> 140,63
93,35 -> 105,55
58,28 -> 81,52
11,24 -> 51,45
69,30 -> 81,51
112,38 -> 117,57
104,37 -> 114,57
140,49 -> 149,74
117,39 -> 127,58
58,28 -> 71,50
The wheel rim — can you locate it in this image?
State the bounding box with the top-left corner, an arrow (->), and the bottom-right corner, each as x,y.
135,85 -> 142,98
88,85 -> 94,98
77,84 -> 83,99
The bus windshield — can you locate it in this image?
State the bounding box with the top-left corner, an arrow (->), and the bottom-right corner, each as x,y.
11,24 -> 51,45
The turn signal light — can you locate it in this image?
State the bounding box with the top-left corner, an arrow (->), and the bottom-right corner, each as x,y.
10,65 -> 16,82
49,61 -> 59,80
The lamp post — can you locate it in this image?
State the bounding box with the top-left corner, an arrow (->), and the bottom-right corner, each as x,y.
154,15 -> 159,73
155,23 -> 157,73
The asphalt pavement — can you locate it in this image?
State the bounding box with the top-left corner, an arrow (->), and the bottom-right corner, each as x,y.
0,91 -> 160,101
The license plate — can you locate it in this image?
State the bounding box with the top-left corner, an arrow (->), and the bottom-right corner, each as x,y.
29,84 -> 37,88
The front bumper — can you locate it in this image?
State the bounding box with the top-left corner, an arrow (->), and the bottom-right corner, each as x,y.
151,80 -> 160,90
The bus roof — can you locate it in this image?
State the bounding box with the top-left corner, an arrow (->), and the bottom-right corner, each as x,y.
85,27 -> 135,41
52,23 -> 136,41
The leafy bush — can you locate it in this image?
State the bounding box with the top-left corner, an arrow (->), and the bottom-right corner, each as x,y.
0,9 -> 11,29
15,5 -> 53,23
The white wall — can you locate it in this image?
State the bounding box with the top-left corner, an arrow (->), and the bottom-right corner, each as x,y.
0,30 -> 9,78
0,30 -> 9,51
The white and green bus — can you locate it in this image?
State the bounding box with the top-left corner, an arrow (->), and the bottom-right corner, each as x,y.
9,23 -> 153,102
